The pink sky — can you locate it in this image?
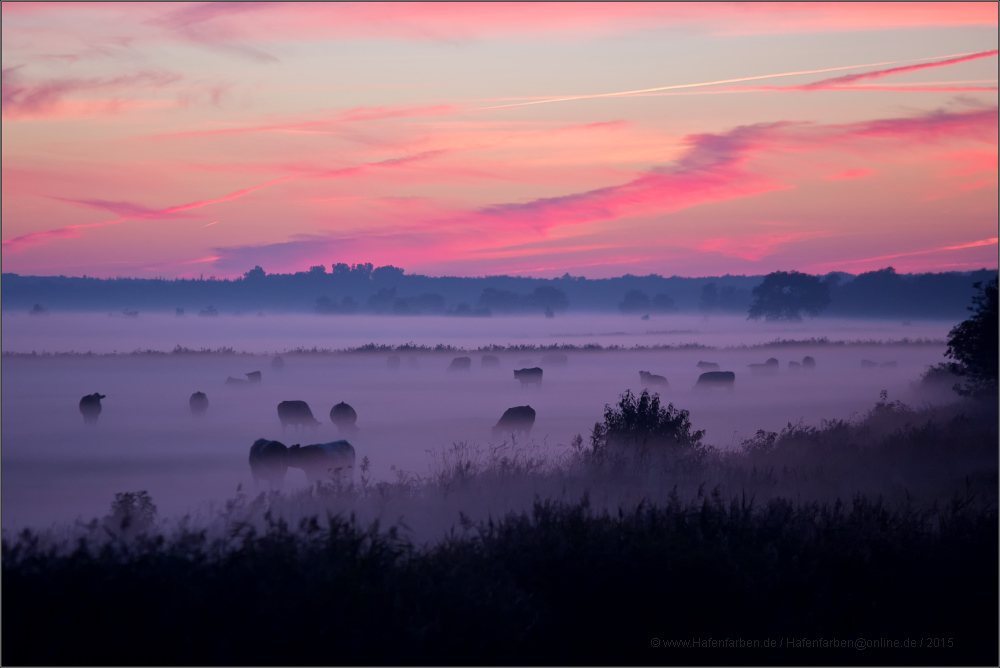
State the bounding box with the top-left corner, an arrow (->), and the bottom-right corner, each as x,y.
2,2 -> 997,279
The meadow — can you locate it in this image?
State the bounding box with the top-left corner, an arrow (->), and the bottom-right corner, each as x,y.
2,312 -> 996,665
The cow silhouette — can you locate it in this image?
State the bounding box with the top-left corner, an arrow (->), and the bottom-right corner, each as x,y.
514,367 -> 543,386
639,371 -> 669,387
697,361 -> 720,371
225,376 -> 249,386
694,371 -> 735,391
271,355 -> 285,370
748,358 -> 779,375
246,371 -> 262,384
189,391 -> 209,416
788,361 -> 801,371
481,354 -> 501,368
287,441 -> 356,485
277,400 -> 321,431
330,402 -> 358,433
79,393 -> 106,424
802,356 -> 816,370
448,356 -> 472,372
249,438 -> 289,488
493,405 -> 536,438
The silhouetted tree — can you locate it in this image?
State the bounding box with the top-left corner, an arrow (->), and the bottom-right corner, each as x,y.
372,265 -> 405,283
699,283 -> 718,312
243,266 -> 266,281
748,271 -> 830,321
945,277 -> 998,396
308,265 -> 326,275
619,289 -> 650,313
525,286 -> 569,313
590,390 -> 704,460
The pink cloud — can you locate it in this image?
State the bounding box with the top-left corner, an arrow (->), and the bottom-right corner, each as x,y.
1,66 -> 180,119
825,168 -> 874,181
799,49 -> 998,90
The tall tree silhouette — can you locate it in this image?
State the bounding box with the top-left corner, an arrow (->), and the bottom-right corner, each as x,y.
945,277 -> 998,396
747,271 -> 830,321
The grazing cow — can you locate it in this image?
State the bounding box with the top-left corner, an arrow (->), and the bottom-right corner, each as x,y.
860,359 -> 878,368
246,371 -> 262,384
696,361 -> 720,371
387,355 -> 401,370
287,441 -> 356,485
79,393 -> 106,424
493,405 -> 536,438
330,402 -> 358,432
514,367 -> 543,386
277,400 -> 321,431
248,438 -> 289,488
639,371 -> 669,387
788,361 -> 801,371
694,371 -> 736,391
448,356 -> 472,372
481,354 -> 501,368
541,352 -> 568,366
225,376 -> 249,386
189,391 -> 209,416
802,356 -> 816,370
271,355 -> 285,370
748,358 -> 780,375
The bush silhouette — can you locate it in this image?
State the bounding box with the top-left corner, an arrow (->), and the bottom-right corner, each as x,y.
945,277 -> 998,396
591,389 -> 704,460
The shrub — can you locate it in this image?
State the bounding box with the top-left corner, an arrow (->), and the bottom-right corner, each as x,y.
590,390 -> 704,463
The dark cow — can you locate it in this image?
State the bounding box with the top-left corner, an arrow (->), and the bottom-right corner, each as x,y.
287,441 -> 356,485
694,371 -> 736,391
514,367 -> 543,386
79,393 -> 106,424
189,391 -> 209,416
696,361 -> 720,371
748,358 -> 780,375
639,371 -> 669,387
387,355 -> 401,370
448,356 -> 472,372
271,355 -> 285,370
330,402 -> 358,432
249,438 -> 289,488
481,354 -> 501,368
225,376 -> 249,386
246,371 -> 262,384
541,352 -> 568,366
277,400 -> 321,431
493,405 -> 536,438
802,356 -> 816,370
860,359 -> 878,368
788,361 -> 801,371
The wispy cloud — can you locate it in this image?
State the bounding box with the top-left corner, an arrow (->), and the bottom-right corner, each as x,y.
2,66 -> 180,119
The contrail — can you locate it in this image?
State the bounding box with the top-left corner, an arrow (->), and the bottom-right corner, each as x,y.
478,50 -> 997,110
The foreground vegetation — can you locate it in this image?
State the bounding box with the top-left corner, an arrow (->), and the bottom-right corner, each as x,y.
3,392 -> 997,666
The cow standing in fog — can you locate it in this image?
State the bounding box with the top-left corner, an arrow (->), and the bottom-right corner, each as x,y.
493,405 -> 536,438
514,367 -> 543,386
271,355 -> 285,370
225,376 -> 249,386
639,371 -> 669,387
189,391 -> 209,416
249,438 -> 289,488
802,356 -> 816,370
694,371 -> 735,391
246,371 -> 262,384
287,441 -> 356,485
697,361 -> 720,371
448,356 -> 472,372
277,400 -> 321,431
79,393 -> 106,424
748,358 -> 779,375
330,402 -> 358,433
481,354 -> 501,368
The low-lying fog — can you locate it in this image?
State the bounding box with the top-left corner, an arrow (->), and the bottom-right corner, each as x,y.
1,313 -> 955,530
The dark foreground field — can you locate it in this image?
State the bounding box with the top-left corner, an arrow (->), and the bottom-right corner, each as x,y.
3,397 -> 998,666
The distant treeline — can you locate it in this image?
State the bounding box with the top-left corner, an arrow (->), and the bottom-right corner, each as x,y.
2,263 -> 995,319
